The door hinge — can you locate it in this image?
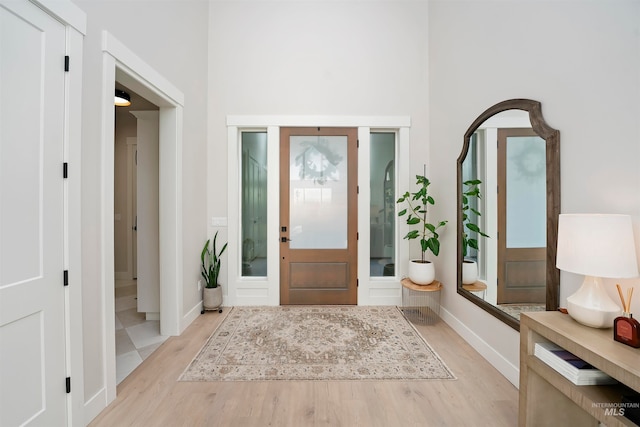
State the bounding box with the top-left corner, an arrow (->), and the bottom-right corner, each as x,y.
63,163 -> 68,178
63,270 -> 69,287
357,279 -> 359,287
357,232 -> 359,240
66,377 -> 71,393
64,56 -> 70,72
357,139 -> 359,148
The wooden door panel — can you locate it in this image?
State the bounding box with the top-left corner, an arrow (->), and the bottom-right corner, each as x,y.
497,128 -> 547,305
289,262 -> 349,289
280,127 -> 357,305
502,248 -> 546,303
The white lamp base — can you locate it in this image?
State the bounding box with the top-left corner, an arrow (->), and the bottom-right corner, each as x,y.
567,275 -> 621,328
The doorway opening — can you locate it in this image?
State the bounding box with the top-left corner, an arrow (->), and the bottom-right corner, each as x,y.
113,85 -> 167,383
101,31 -> 184,401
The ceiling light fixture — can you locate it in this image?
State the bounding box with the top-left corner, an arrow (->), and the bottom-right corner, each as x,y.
114,89 -> 131,107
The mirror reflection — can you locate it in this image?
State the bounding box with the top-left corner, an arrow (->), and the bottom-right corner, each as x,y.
457,99 -> 560,330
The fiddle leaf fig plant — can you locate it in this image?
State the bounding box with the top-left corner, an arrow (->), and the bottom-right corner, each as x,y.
397,174 -> 448,262
201,231 -> 228,288
462,179 -> 490,258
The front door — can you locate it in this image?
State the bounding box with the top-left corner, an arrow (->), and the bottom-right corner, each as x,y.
497,128 -> 546,304
0,1 -> 67,425
279,127 -> 358,305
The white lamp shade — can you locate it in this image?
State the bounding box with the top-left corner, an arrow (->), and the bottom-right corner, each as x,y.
556,214 -> 638,279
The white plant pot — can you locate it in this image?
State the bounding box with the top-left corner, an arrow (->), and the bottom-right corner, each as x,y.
408,260 -> 435,285
462,260 -> 478,285
203,286 -> 223,310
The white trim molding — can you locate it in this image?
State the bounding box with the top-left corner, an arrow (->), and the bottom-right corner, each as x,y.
227,115 -> 410,129
34,0 -> 86,34
99,30 -> 184,412
102,32 -> 183,107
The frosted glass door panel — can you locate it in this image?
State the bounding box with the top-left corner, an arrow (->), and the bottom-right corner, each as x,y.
506,136 -> 546,248
289,135 -> 348,249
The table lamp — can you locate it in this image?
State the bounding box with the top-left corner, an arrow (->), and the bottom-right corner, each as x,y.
556,214 -> 638,328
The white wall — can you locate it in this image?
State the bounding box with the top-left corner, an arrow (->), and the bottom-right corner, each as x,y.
207,1 -> 431,273
428,0 -> 640,385
73,0 -> 209,417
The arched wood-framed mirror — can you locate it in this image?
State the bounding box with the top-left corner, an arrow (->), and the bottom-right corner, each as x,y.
456,99 -> 560,330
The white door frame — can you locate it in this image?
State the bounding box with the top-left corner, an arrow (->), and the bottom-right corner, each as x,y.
100,31 -> 184,403
226,116 -> 410,307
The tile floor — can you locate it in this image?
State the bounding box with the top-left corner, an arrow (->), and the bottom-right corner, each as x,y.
115,279 -> 168,384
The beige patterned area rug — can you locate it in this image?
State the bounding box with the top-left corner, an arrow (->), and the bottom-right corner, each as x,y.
179,306 -> 455,382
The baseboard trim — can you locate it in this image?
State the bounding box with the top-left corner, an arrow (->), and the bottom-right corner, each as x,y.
181,300 -> 203,334
439,306 -> 520,388
84,387 -> 107,425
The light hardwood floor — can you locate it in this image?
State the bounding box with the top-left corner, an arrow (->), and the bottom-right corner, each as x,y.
90,309 -> 518,427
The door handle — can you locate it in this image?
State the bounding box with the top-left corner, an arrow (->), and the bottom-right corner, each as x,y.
281,237 -> 292,243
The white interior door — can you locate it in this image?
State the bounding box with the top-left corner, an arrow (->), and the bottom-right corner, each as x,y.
0,1 -> 67,426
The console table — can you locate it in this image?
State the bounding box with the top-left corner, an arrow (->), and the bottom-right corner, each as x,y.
519,311 -> 640,426
400,278 -> 441,324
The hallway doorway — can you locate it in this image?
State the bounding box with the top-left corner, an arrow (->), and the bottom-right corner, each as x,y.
102,31 -> 185,402
113,84 -> 165,383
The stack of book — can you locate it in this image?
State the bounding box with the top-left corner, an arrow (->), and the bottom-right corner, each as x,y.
534,342 -> 618,386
